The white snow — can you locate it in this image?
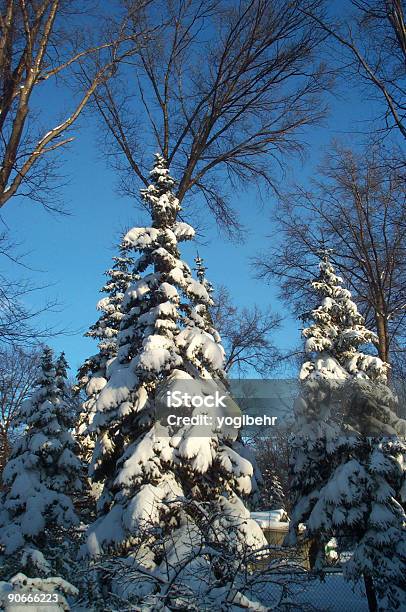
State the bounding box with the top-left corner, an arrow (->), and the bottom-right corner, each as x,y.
0,573 -> 77,612
93,366 -> 138,417
124,227 -> 159,249
173,221 -> 195,241
251,509 -> 287,528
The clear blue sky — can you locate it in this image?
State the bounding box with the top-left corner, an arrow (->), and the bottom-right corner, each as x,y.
0,15 -> 381,376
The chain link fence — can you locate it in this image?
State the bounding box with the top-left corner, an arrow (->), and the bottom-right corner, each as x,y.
247,568 -> 368,611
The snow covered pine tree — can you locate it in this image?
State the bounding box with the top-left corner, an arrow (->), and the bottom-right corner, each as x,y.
288,251 -> 406,610
260,466 -> 284,511
75,240 -> 136,462
83,154 -> 265,587
55,352 -> 69,395
0,347 -> 82,558
193,253 -> 264,510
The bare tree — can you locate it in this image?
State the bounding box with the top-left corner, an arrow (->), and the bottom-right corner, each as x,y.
92,0 -> 328,234
0,346 -> 40,476
0,231 -> 64,347
255,143 -> 406,366
392,350 -> 406,417
0,275 -> 59,347
304,0 -> 406,142
0,0 -> 149,209
211,285 -> 281,376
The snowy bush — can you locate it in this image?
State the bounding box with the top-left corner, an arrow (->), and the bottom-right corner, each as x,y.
0,348 -> 81,556
78,499 -> 308,611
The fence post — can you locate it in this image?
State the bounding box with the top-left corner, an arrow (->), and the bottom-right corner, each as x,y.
363,574 -> 378,612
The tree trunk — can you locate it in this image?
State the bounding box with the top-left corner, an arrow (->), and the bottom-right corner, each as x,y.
375,311 -> 390,365
308,539 -> 323,569
364,574 -> 378,612
0,432 -> 10,476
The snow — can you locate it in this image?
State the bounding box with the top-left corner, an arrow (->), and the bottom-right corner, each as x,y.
84,504 -> 126,558
186,277 -> 210,301
21,547 -> 51,575
251,509 -> 287,528
137,301 -> 178,325
114,428 -> 173,487
84,476 -> 183,557
138,334 -> 181,372
168,266 -> 185,285
159,281 -> 179,300
124,227 -> 159,248
177,328 -> 225,370
173,221 -> 195,241
301,353 -> 349,384
85,375 -> 106,397
123,478 -> 182,531
93,366 -> 138,419
175,432 -> 216,473
215,495 -> 267,550
152,246 -> 178,268
0,573 -> 78,612
122,277 -> 152,306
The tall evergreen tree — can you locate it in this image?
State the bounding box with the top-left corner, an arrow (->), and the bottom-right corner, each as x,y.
190,254 -> 217,334
76,241 -> 137,461
55,351 -> 78,429
0,348 -> 81,555
192,254 -> 263,508
288,253 -> 406,609
84,154 -> 265,570
55,352 -> 68,393
82,241 -> 136,378
260,467 -> 285,511
299,250 -> 388,383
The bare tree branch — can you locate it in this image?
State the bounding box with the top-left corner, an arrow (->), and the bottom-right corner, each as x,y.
92,0 -> 328,234
211,284 -> 281,376
303,0 -> 406,142
0,0 -> 150,209
254,143 -> 406,366
0,345 -> 40,477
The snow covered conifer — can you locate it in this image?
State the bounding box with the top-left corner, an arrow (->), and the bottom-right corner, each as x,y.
84,241 -> 136,369
77,239 -> 136,390
0,347 -> 82,556
288,252 -> 358,551
289,251 -> 393,546
54,351 -> 78,428
84,154 -> 265,573
75,241 -> 137,461
55,352 -> 68,393
288,252 -> 406,608
190,254 -> 218,334
260,467 -> 284,510
300,250 -> 388,383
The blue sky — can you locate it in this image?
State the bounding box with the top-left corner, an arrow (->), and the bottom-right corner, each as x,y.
0,12 -> 381,376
